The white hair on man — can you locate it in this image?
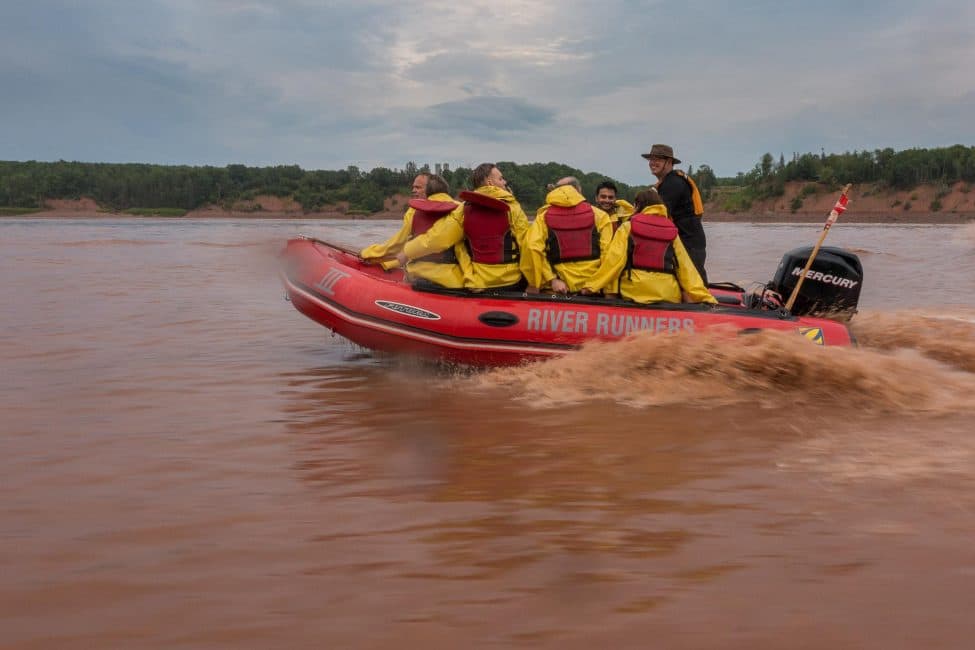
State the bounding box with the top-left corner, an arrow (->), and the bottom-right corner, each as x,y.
555,176 -> 582,192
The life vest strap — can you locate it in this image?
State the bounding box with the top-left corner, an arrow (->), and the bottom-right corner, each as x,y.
674,170 -> 705,216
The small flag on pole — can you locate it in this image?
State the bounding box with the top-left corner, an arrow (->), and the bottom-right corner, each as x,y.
824,191 -> 850,231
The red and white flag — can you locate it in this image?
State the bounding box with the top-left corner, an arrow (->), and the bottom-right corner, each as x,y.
825,192 -> 850,230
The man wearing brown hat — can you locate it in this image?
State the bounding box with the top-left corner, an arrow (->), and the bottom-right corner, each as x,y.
642,144 -> 709,284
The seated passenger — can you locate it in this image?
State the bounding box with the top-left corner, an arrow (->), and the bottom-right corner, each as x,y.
360,174 -> 469,288
580,189 -> 716,305
523,176 -> 613,294
359,171 -> 429,266
396,163 -> 530,291
594,180 -> 635,233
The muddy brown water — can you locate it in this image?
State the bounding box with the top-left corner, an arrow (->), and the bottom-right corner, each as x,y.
2,218 -> 975,649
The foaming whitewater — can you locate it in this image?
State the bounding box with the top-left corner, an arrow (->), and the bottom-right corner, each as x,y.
470,311 -> 975,413
852,309 -> 975,372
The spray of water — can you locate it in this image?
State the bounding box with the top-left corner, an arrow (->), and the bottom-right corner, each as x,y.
469,311 -> 975,413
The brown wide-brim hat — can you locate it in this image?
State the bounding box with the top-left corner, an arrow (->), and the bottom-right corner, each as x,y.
641,143 -> 681,164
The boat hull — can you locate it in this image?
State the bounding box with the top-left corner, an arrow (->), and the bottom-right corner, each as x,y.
280,238 -> 854,366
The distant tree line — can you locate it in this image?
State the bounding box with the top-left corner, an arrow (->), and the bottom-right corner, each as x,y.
0,160 -> 386,212
731,145 -> 975,200
0,159 -> 638,213
3,146 -> 972,214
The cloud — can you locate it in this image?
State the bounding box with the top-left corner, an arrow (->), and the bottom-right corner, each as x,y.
420,96 -> 556,134
2,0 -> 973,180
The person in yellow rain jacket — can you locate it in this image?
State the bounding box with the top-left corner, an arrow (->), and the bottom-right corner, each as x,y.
359,174 -> 470,289
523,177 -> 613,294
580,188 -> 716,305
359,171 -> 428,262
396,163 -> 530,291
594,180 -> 635,233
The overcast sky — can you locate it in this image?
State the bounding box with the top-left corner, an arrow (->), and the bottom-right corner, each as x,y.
2,0 -> 973,183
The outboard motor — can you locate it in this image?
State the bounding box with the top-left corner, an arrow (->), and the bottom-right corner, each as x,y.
768,246 -> 863,318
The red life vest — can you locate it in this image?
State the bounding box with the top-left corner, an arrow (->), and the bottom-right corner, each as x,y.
408,198 -> 459,264
409,198 -> 456,235
627,213 -> 678,274
458,191 -> 518,264
544,202 -> 599,264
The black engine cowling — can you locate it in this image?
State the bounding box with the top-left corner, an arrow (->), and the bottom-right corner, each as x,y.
768,246 -> 863,318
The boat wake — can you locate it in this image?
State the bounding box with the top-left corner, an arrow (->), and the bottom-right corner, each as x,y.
466,309 -> 975,414
852,308 -> 975,372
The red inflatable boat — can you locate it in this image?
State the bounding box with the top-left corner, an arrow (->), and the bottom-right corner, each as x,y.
279,237 -> 861,366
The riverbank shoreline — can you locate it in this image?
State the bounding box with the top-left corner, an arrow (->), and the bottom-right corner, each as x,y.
8,208 -> 973,224
5,187 -> 974,223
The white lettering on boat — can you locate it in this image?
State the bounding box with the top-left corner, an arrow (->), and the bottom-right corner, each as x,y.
526,308 -> 589,333
375,300 -> 441,320
316,268 -> 350,295
527,308 -> 694,335
791,266 -> 858,289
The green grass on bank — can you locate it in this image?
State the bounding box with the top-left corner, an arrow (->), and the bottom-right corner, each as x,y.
0,207 -> 44,216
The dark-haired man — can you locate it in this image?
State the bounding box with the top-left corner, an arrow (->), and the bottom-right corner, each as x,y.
594,180 -> 634,232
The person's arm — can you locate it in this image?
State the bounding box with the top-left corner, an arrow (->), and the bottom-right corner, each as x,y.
360,210 -> 413,261
593,208 -> 614,259
615,199 -> 634,217
452,237 -> 473,280
398,208 -> 464,264
674,236 -> 716,303
504,201 -> 527,243
581,224 -> 629,294
521,208 -> 557,290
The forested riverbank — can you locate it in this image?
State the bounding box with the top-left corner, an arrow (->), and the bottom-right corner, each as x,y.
3,145 -> 975,222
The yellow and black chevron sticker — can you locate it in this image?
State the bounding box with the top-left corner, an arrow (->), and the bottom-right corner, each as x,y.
798,327 -> 825,345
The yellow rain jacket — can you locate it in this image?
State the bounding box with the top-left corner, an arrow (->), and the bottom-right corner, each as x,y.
359,192 -> 470,289
402,185 -> 530,290
582,205 -> 716,304
608,199 -> 635,230
523,185 -> 613,292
